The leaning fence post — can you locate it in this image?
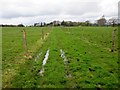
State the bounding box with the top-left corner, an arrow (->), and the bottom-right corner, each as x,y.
111,29 -> 116,52
23,29 -> 28,54
42,29 -> 44,40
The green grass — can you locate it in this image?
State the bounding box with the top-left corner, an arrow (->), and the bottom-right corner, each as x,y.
2,26 -> 118,88
2,27 -> 50,87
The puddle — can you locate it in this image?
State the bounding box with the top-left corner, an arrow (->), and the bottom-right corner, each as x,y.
42,49 -> 49,66
39,67 -> 44,76
60,49 -> 72,78
39,49 -> 49,76
60,49 -> 68,64
35,51 -> 42,61
66,74 -> 72,78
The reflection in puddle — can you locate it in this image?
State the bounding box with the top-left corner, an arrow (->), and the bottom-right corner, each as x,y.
39,49 -> 49,76
43,49 -> 49,66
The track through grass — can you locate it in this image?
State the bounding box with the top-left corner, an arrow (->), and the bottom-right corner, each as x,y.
2,26 -> 118,88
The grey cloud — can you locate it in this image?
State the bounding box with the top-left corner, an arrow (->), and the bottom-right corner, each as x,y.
1,0 -> 63,19
64,2 -> 101,15
1,5 -> 62,19
1,1 -> 101,19
0,0 -> 119,25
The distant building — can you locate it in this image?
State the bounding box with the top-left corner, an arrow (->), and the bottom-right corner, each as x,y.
34,23 -> 41,26
97,16 -> 106,26
53,21 -> 61,26
108,18 -> 118,26
34,22 -> 45,27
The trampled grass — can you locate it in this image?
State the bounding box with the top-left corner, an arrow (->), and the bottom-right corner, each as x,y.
2,26 -> 118,88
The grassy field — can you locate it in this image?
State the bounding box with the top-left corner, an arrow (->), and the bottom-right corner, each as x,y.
2,26 -> 119,88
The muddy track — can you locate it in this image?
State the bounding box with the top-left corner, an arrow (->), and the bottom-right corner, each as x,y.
2,28 -> 51,88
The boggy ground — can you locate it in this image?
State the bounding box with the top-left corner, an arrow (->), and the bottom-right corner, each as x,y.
2,26 -> 118,88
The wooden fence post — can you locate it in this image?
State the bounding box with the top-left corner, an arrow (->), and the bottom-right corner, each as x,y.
111,29 -> 116,52
42,29 -> 44,40
23,29 -> 28,54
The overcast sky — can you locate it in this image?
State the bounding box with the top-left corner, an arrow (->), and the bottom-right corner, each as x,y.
0,0 -> 119,25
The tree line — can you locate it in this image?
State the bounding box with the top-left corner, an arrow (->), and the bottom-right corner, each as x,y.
0,24 -> 24,27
